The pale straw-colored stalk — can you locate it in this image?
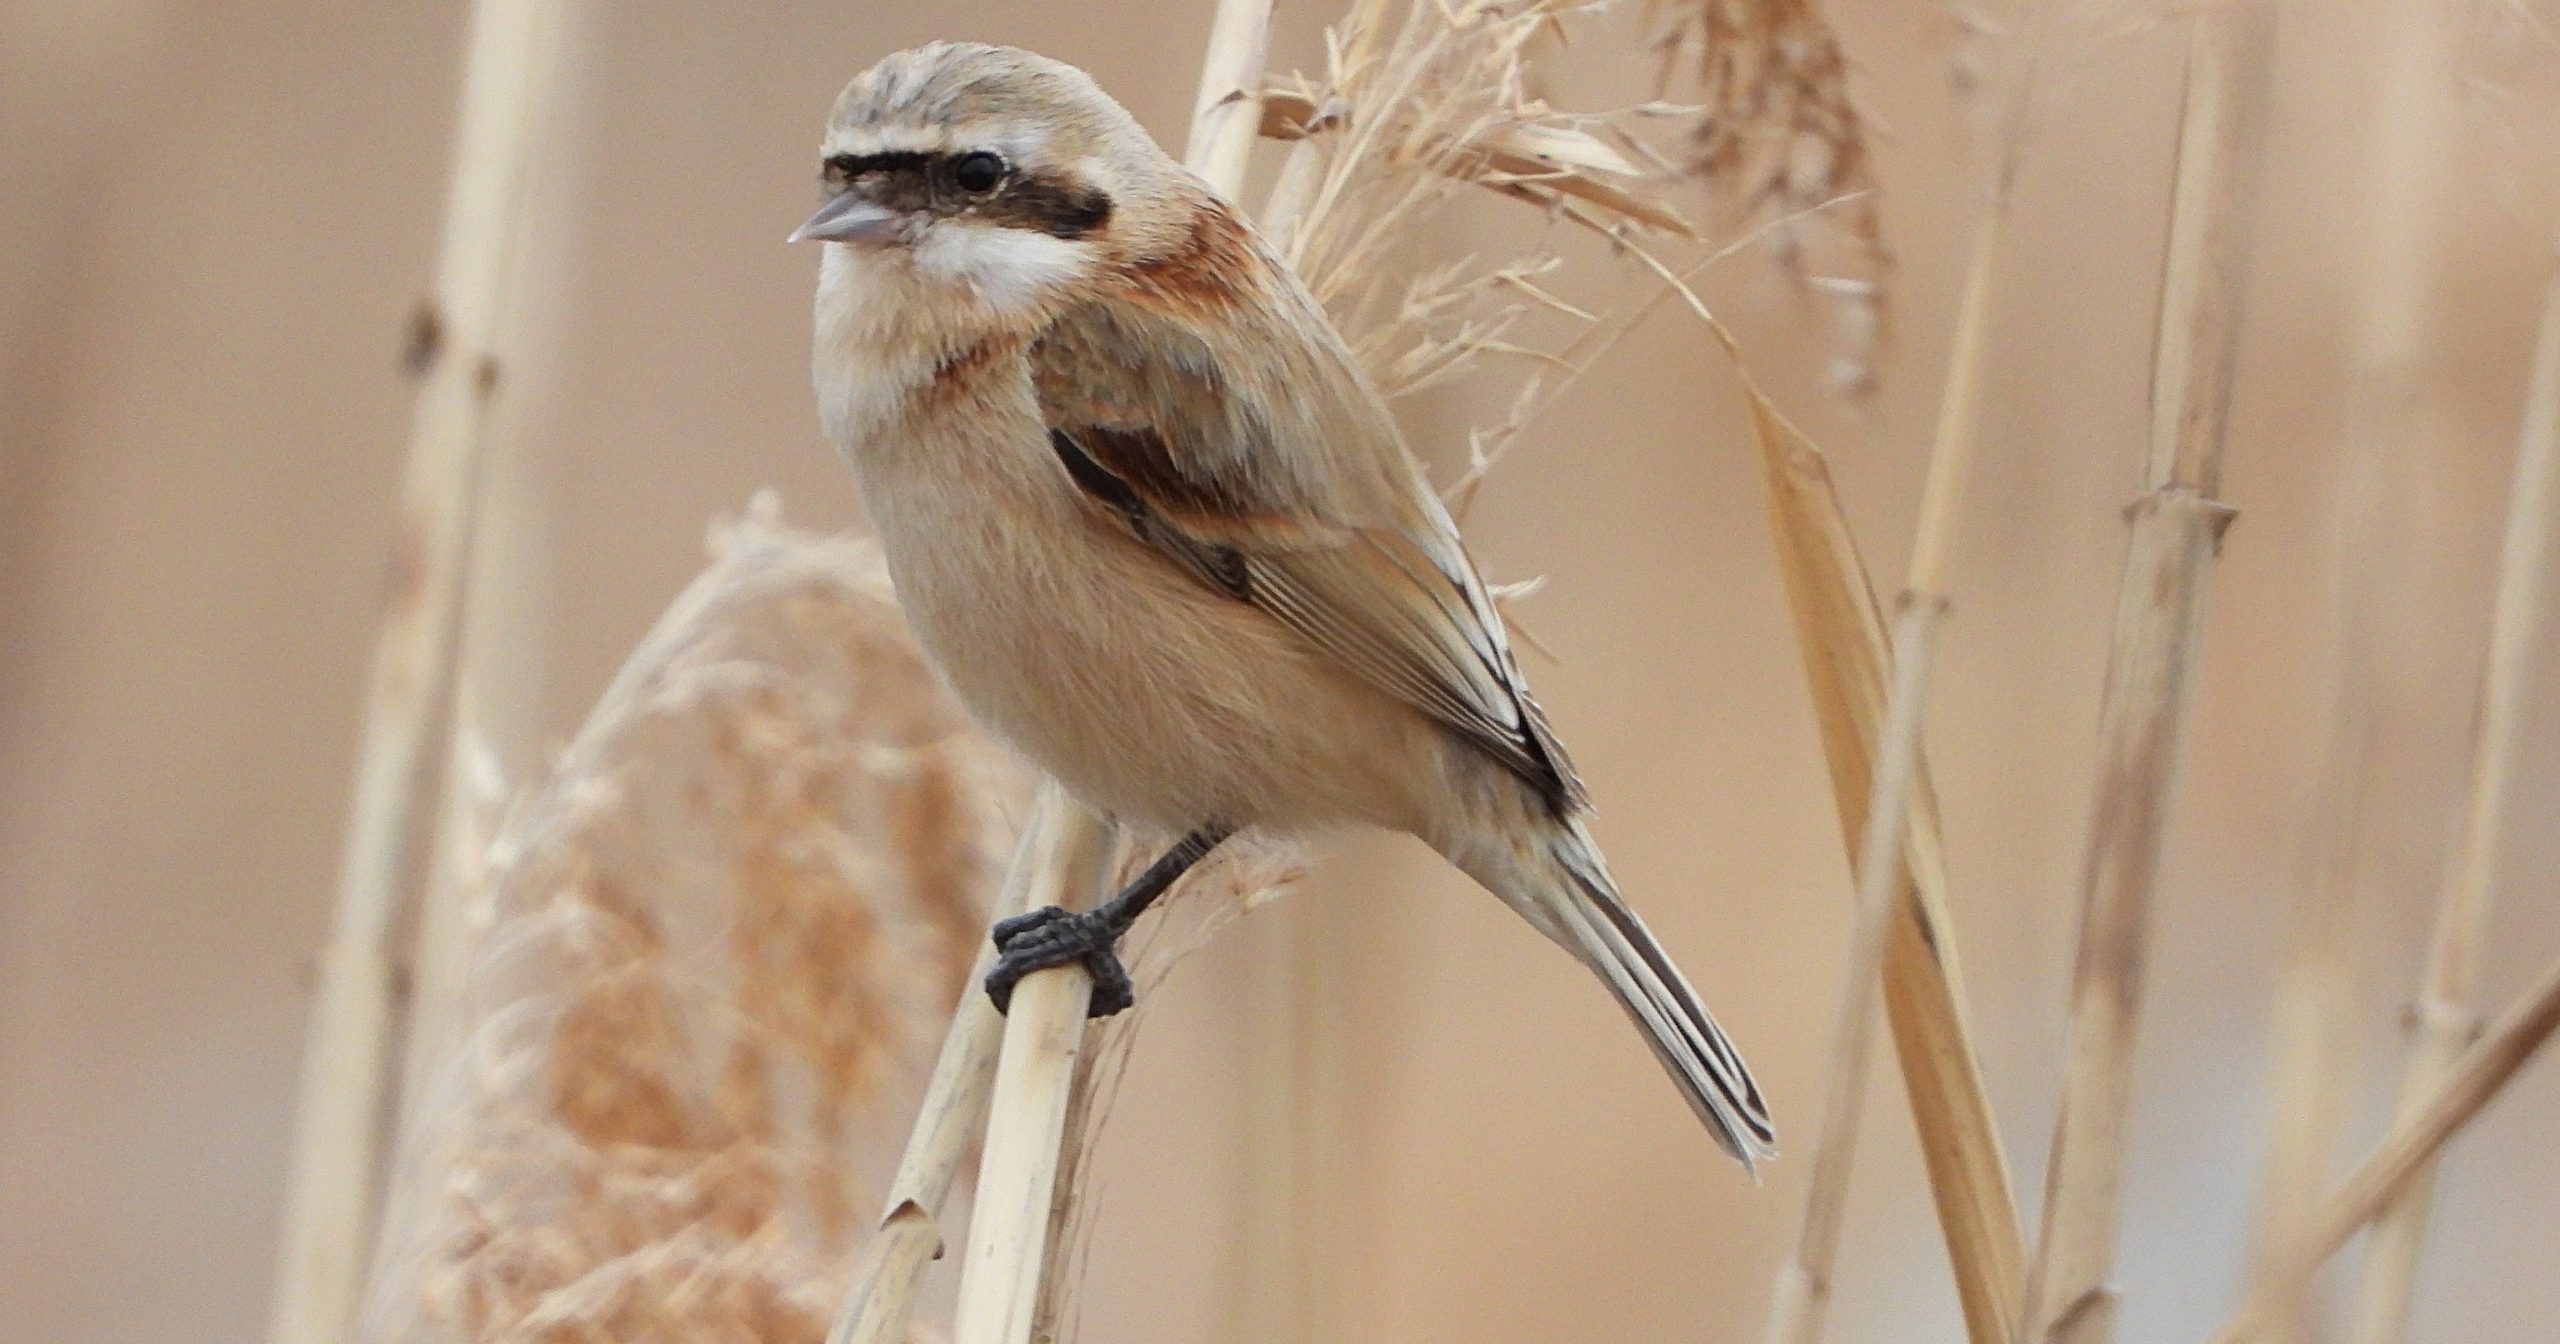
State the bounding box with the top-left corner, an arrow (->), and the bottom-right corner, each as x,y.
824,798 -> 1049,1344
2244,5 -> 2456,1334
2208,939 -> 2560,1344
2019,6 -> 2275,1341
2344,227 -> 2560,1344
950,800 -> 1119,1344
1755,4 -> 2056,1336
1738,357 -> 2023,1344
269,5 -> 567,1342
938,7 -> 1275,1343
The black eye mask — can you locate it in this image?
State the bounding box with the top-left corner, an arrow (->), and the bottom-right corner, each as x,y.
823,150 -> 1113,240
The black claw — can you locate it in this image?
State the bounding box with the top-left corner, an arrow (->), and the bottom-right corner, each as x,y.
984,905 -> 1136,1018
977,826 -> 1236,1021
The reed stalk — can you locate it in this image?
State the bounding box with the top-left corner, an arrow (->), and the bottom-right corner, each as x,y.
269,5 -> 566,1342
951,799 -> 1118,1344
2208,941 -> 2560,1344
825,796 -> 1049,1344
1746,372 -> 2022,1344
2019,7 -> 2274,1341
2344,227 -> 2560,1344
2244,6 -> 2455,1334
1755,4 -> 2057,1336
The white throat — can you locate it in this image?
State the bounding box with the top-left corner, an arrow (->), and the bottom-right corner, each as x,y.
810,228 -> 1083,454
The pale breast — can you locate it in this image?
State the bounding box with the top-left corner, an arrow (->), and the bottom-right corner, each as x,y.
837,360 -> 1426,834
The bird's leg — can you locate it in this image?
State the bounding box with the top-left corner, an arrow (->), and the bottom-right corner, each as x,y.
985,824 -> 1233,1018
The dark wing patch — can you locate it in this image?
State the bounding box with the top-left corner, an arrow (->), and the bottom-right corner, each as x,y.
1043,415 -> 1581,814
1048,428 -> 1252,600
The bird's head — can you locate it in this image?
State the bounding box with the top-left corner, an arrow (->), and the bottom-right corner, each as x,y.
795,43 -> 1194,326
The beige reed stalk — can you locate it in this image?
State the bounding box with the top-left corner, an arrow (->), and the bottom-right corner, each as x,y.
949,798 -> 1119,1344
1758,8 -> 2055,1339
2207,939 -> 2560,1344
2245,7 -> 2454,1334
941,7 -> 1275,1344
2347,229 -> 2560,1344
2019,7 -> 2274,1343
824,796 -> 1049,1344
268,5 -> 566,1343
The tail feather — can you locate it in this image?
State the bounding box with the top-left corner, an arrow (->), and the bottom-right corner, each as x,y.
1471,820 -> 1777,1170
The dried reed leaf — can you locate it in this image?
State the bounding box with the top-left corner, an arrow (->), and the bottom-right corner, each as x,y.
1260,88 -> 1696,238
363,505 -> 1010,1344
1742,377 -> 2024,1344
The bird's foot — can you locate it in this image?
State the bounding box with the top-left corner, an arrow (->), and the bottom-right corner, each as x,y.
984,905 -> 1136,1018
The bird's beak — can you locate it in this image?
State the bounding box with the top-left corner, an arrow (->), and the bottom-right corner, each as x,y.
788,191 -> 907,246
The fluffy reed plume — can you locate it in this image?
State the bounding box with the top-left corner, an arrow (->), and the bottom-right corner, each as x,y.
361,503 -> 1008,1344
1257,0 -> 1707,485
1647,0 -> 1884,390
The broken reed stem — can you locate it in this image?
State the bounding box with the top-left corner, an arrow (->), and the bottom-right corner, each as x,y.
2348,229 -> 2560,1344
1762,7 -> 2051,1339
269,5 -> 565,1343
943,6 -> 1275,1343
2208,942 -> 2560,1344
2020,8 -> 2273,1343
825,796 -> 1052,1344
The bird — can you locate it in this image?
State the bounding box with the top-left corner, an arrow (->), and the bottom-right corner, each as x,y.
791,40 -> 1774,1168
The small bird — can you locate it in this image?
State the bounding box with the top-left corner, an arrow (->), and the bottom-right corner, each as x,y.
793,41 -> 1773,1167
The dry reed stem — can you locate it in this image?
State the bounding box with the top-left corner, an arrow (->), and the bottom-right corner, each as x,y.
1027,843 -> 1309,1344
2207,942 -> 2560,1344
940,7 -> 1276,1343
2336,7 -> 2492,1339
1756,229 -> 1985,1344
1741,377 -> 2025,1344
825,797 -> 1052,1344
1749,1 -> 2063,1333
272,5 -> 568,1342
396,697 -> 511,1144
952,799 -> 1117,1344
2243,690 -> 2375,1344
2021,7 -> 2274,1342
360,508 -> 1001,1344
2347,230 -> 2560,1344
2244,4 -> 2457,1331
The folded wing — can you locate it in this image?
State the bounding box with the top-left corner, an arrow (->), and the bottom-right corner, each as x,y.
1027,210 -> 1585,815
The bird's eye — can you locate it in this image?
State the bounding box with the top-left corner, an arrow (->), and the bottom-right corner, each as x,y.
951,150 -> 1007,194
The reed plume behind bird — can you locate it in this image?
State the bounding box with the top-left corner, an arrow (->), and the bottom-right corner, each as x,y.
792,40 -> 1774,1168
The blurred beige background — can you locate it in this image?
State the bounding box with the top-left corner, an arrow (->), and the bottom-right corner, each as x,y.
4,1 -> 2558,1342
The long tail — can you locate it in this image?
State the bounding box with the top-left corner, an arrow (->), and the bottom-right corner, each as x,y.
1462,817 -> 1777,1171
